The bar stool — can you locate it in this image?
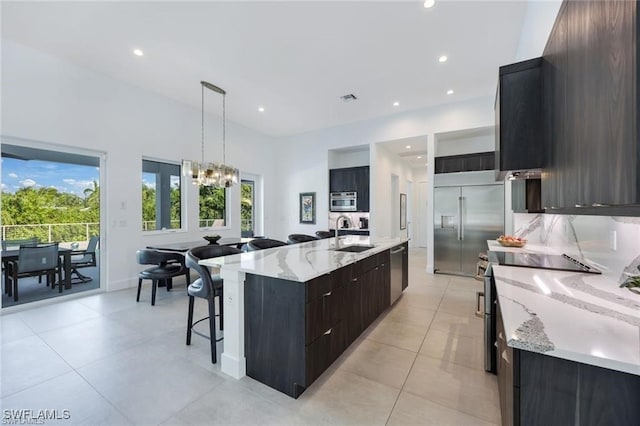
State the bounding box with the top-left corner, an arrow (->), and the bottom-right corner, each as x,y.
287,234 -> 319,244
184,245 -> 242,363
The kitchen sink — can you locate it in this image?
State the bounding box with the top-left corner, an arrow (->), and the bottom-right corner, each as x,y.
334,245 -> 375,253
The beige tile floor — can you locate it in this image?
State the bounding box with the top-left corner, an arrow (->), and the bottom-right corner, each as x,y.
0,248 -> 499,425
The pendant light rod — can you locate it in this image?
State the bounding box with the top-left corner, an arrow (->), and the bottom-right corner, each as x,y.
201,81 -> 226,95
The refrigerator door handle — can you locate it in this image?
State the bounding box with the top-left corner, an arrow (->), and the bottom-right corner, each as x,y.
458,196 -> 464,240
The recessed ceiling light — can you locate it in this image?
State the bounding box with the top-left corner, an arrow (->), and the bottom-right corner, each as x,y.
133,49 -> 144,57
405,145 -> 412,149
393,101 -> 399,107
438,55 -> 448,63
417,156 -> 422,159
447,89 -> 454,95
424,0 -> 435,8
258,107 -> 265,112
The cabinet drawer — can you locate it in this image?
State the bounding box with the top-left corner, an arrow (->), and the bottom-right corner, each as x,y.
307,266 -> 353,302
306,320 -> 348,384
306,284 -> 346,345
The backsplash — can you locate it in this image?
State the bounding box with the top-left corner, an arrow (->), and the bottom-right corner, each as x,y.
328,212 -> 370,229
513,213 -> 640,284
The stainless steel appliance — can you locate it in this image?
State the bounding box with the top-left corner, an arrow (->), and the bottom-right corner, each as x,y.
359,217 -> 369,229
489,252 -> 601,274
330,191 -> 357,212
390,244 -> 406,304
434,184 -> 504,276
484,263 -> 496,373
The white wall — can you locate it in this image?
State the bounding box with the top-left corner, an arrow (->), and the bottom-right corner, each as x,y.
435,127 -> 494,157
1,41 -> 278,291
371,143 -> 413,239
329,149 -> 369,169
515,0 -> 563,61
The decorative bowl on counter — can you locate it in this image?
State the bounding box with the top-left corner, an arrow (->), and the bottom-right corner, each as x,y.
496,235 -> 527,248
203,235 -> 222,245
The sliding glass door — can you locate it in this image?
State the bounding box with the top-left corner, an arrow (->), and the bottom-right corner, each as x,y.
1,142 -> 103,308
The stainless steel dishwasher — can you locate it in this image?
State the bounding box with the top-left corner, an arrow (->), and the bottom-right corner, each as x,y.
390,244 -> 406,304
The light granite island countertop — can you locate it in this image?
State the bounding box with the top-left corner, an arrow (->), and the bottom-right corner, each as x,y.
199,236 -> 409,380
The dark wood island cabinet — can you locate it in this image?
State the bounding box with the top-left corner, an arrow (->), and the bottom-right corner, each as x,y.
244,247 -> 399,398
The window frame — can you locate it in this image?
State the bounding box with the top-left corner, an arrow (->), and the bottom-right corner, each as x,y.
141,157 -> 185,234
198,185 -> 229,230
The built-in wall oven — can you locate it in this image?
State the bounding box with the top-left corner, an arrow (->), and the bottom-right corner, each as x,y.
330,191 -> 357,212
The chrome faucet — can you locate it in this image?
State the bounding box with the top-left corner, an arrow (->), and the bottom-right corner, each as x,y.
335,215 -> 351,247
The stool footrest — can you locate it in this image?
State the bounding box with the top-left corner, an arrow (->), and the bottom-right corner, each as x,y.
190,315 -> 224,342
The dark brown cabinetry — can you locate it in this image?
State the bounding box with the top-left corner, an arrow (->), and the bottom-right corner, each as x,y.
329,166 -> 370,211
495,57 -> 544,180
542,0 -> 640,214
434,151 -> 495,174
244,250 -> 390,398
496,299 -> 640,426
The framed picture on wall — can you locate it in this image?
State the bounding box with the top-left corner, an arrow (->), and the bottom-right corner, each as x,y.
400,193 -> 407,230
300,192 -> 316,224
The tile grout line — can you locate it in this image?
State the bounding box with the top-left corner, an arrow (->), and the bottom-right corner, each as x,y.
383,273 -> 450,425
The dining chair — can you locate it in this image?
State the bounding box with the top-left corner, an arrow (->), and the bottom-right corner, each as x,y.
2,237 -> 39,297
70,236 -> 99,284
185,245 -> 242,363
136,249 -> 190,306
7,243 -> 60,302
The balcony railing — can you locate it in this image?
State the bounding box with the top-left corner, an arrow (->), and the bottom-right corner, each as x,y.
1,222 -> 99,243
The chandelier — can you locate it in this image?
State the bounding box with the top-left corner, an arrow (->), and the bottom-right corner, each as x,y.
184,81 -> 239,188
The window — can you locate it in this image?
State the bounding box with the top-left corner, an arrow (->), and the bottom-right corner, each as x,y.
142,159 -> 181,231
199,186 -> 226,228
241,179 -> 255,237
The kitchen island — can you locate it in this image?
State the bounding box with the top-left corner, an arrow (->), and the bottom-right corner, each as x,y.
200,236 -> 408,398
487,241 -> 640,425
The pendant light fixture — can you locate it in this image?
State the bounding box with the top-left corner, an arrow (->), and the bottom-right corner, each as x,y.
184,81 -> 239,188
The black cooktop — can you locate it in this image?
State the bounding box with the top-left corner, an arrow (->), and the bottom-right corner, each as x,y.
490,252 -> 601,274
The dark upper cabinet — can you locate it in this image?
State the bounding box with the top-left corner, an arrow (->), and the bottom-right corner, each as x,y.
435,151 -> 495,174
495,57 -> 544,180
542,0 -> 640,214
329,166 -> 369,211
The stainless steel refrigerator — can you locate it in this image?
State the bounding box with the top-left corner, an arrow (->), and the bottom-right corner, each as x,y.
434,184 -> 504,276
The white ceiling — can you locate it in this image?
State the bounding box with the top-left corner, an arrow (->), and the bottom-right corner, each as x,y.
1,1 -> 528,137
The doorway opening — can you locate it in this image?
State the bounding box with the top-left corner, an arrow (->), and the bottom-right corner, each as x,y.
1,143 -> 103,308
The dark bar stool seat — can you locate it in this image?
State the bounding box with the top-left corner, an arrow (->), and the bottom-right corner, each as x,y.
287,234 -> 319,244
246,238 -> 287,251
315,231 -> 333,239
185,245 -> 242,363
136,249 -> 190,306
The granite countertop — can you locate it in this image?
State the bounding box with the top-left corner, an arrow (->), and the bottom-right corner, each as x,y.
488,240 -> 640,375
199,236 -> 407,283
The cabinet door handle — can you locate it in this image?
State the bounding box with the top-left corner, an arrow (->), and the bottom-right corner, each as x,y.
323,328 -> 333,336
498,331 -> 503,340
352,277 -> 358,282
322,291 -> 332,297
390,247 -> 405,254
501,349 -> 509,363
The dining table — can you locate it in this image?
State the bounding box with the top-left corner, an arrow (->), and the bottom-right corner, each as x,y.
146,237 -> 254,253
1,246 -> 73,298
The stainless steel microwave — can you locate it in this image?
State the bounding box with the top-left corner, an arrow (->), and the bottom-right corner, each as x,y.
330,192 -> 357,211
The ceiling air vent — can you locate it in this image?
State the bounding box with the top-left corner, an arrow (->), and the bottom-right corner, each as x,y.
340,94 -> 358,102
